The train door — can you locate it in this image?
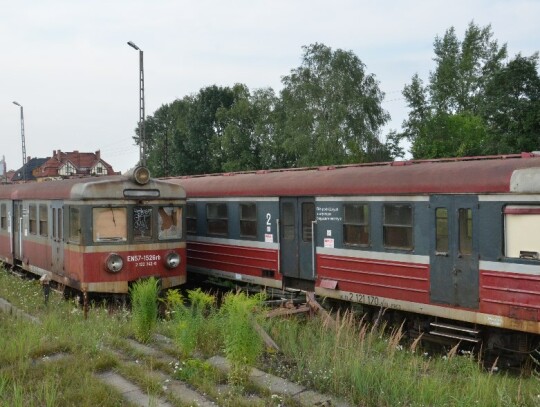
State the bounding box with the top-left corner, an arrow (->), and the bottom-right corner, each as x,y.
279,197 -> 316,291
430,195 -> 479,309
51,201 -> 64,274
13,201 -> 23,262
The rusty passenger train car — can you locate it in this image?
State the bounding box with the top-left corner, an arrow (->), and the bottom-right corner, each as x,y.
0,168 -> 186,295
168,153 -> 540,358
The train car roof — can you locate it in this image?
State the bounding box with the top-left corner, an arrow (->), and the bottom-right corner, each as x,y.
166,153 -> 540,197
0,176 -> 186,200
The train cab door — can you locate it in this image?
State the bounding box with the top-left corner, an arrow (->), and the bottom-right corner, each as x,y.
12,201 -> 23,263
430,195 -> 479,309
51,201 -> 64,274
279,197 -> 316,291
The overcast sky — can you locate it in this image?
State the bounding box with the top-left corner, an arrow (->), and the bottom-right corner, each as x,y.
2,0 -> 538,173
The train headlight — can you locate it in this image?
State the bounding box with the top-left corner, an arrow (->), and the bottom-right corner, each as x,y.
164,252 -> 181,269
132,166 -> 150,185
105,253 -> 124,273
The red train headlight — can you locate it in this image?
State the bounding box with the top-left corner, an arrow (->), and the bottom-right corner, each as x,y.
105,253 -> 124,273
164,252 -> 181,269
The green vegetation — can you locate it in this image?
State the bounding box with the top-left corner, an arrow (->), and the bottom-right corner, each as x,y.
130,277 -> 160,343
0,268 -> 539,406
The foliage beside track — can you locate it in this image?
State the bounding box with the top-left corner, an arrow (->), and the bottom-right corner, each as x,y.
1,267 -> 540,406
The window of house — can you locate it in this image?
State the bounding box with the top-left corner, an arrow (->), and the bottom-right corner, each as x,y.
0,204 -> 6,230
207,203 -> 228,236
435,208 -> 449,253
93,207 -> 127,242
69,207 -> 81,243
133,206 -> 153,240
158,206 -> 182,240
383,204 -> 413,250
29,204 -> 37,235
343,203 -> 369,246
504,206 -> 540,260
186,203 -> 197,234
240,203 -> 257,238
39,204 -> 48,237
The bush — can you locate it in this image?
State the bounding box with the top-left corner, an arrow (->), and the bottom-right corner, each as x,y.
130,277 -> 160,343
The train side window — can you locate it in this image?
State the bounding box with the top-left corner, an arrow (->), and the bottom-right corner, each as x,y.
133,206 -> 153,241
435,208 -> 449,253
58,208 -> 63,240
93,207 -> 127,242
0,204 -> 6,230
383,204 -> 413,250
39,204 -> 48,237
458,208 -> 472,256
302,202 -> 315,242
504,206 -> 540,260
207,203 -> 228,236
158,206 -> 182,240
69,207 -> 81,243
29,204 -> 37,235
186,203 -> 197,234
282,202 -> 295,241
343,203 -> 369,246
240,203 -> 257,238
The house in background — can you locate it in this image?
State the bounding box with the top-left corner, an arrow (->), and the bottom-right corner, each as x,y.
11,157 -> 50,183
34,150 -> 118,181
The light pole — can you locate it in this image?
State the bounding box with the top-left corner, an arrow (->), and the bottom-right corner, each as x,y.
127,41 -> 146,167
12,101 -> 27,182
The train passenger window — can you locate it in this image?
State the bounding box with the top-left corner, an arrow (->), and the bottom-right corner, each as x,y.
343,204 -> 369,246
186,203 -> 197,234
458,208 -> 473,255
383,204 -> 413,250
69,207 -> 81,243
93,207 -> 127,242
504,206 -> 540,259
435,208 -> 449,252
133,206 -> 153,240
282,203 -> 295,241
240,203 -> 257,238
0,204 -> 6,230
39,204 -> 48,237
29,204 -> 37,235
302,203 -> 315,242
158,206 -> 182,240
207,203 -> 228,236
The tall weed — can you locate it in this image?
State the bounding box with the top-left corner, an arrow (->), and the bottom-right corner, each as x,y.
130,277 -> 160,343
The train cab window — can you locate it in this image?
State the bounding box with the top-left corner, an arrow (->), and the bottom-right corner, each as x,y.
207,203 -> 228,236
186,203 -> 197,234
458,208 -> 473,256
435,208 -> 449,253
240,203 -> 257,238
383,204 -> 413,250
343,204 -> 369,246
39,204 -> 48,237
69,207 -> 81,243
133,206 -> 153,241
302,202 -> 315,242
504,206 -> 540,260
0,204 -> 6,230
282,202 -> 295,241
29,204 -> 37,235
93,207 -> 127,242
158,206 -> 182,240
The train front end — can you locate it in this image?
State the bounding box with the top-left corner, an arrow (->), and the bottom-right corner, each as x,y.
63,168 -> 187,293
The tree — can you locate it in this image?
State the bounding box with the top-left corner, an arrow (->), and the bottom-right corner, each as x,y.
482,53 -> 540,153
280,43 -> 390,166
400,22 -> 509,158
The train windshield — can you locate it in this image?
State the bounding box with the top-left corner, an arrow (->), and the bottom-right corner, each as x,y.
158,206 -> 182,240
93,207 -> 128,242
133,206 -> 153,241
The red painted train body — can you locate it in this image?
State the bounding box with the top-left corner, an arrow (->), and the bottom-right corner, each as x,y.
0,169 -> 186,294
167,153 -> 540,356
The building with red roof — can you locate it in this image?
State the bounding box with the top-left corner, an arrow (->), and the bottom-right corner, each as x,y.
34,150 -> 118,181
